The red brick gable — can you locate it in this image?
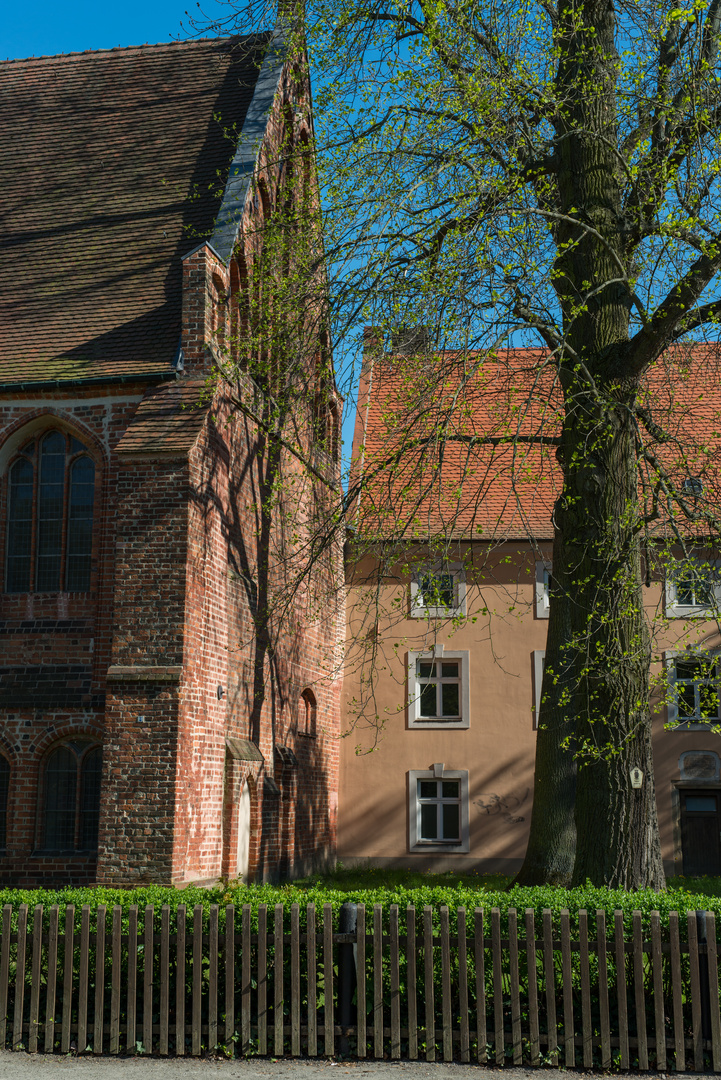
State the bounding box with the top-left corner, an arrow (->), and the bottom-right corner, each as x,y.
0,37 -> 268,386
0,28 -> 343,888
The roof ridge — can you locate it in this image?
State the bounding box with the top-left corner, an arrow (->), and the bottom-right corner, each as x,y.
1,34 -> 253,67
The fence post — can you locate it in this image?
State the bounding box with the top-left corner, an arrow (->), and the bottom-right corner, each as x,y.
338,901 -> 358,1054
697,911 -> 712,1041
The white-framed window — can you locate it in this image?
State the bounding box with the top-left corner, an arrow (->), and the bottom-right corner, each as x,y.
408,764 -> 469,852
407,646 -> 470,729
665,558 -> 721,618
532,650 -> 545,730
535,561 -> 552,619
665,651 -> 721,729
410,563 -> 466,618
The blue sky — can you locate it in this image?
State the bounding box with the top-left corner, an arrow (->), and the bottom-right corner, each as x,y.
3,0 -> 188,60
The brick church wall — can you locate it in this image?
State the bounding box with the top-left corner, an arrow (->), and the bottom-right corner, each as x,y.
0,44 -> 344,888
0,380 -> 342,887
95,457 -> 190,884
0,388 -> 148,884
167,389 -> 343,885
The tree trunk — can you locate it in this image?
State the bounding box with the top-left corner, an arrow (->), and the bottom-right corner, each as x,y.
529,0 -> 664,888
557,383 -> 664,888
515,527 -> 576,886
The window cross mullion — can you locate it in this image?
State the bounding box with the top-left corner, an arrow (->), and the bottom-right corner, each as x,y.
29,444 -> 39,592
60,433 -> 71,592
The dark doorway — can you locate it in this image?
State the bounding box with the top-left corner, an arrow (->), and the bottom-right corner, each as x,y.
680,789 -> 721,876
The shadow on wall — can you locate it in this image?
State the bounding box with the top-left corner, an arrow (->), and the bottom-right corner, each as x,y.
340,757 -> 533,867
188,389 -> 340,883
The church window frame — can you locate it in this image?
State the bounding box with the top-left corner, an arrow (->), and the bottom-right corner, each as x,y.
41,740 -> 102,853
4,428 -> 97,594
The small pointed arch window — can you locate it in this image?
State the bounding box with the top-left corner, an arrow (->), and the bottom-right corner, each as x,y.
299,688 -> 317,737
43,740 -> 102,852
5,429 -> 96,593
298,131 -> 312,216
327,400 -> 340,460
313,394 -> 340,460
211,272 -> 227,350
257,177 -> 272,221
230,254 -> 250,370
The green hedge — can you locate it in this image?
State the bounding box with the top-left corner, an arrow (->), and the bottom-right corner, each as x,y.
0,876 -> 718,933
0,875 -> 718,1064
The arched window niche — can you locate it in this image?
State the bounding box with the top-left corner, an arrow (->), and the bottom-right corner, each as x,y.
313,395 -> 340,461
43,740 -> 102,852
230,254 -> 250,371
299,688 -> 317,737
5,428 -> 96,594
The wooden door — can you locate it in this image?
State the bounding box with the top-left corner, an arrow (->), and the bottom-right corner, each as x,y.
680,789 -> 721,876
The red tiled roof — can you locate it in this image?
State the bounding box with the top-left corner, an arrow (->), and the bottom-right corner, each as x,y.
0,37 -> 267,386
352,345 -> 721,541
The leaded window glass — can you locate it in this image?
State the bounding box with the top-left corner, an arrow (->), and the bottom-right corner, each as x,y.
5,430 -> 95,593
44,741 -> 102,851
36,432 -> 66,591
7,457 -> 33,592
44,746 -> 77,850
66,457 -> 95,592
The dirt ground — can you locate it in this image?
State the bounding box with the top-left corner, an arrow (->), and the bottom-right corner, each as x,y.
0,1053 -> 684,1080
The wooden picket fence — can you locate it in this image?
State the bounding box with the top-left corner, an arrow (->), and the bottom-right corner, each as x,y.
0,901 -> 720,1069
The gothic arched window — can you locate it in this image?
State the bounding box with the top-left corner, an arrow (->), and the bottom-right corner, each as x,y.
6,429 -> 95,593
43,741 -> 102,852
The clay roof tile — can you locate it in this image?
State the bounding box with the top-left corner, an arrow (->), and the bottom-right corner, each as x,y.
0,36 -> 268,385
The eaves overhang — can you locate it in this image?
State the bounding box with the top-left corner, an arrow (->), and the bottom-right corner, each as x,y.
0,370 -> 177,394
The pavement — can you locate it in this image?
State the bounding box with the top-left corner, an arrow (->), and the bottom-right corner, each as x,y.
0,1054 -> 683,1080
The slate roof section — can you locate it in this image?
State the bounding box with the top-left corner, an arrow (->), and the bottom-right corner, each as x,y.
212,32 -> 288,262
115,380 -> 210,457
0,36 -> 270,387
353,344 -> 721,542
